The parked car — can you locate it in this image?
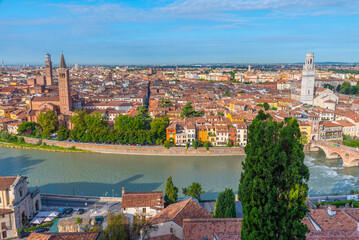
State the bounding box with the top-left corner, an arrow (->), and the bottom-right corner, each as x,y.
77,208 -> 85,215
64,208 -> 73,214
19,232 -> 30,238
60,207 -> 73,215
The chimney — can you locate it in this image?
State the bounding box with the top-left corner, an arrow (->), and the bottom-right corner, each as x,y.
122,187 -> 125,196
327,206 -> 337,217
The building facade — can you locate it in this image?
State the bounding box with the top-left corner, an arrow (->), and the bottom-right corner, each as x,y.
0,176 -> 41,239
300,53 -> 315,105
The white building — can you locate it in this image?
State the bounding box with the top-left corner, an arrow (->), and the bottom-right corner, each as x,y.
0,176 -> 41,239
121,188 -> 164,223
300,53 -> 315,105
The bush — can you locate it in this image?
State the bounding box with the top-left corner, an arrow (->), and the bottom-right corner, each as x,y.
76,217 -> 82,224
164,141 -> 170,149
37,139 -> 42,146
204,141 -> 210,150
156,139 -> 163,145
18,137 -> 25,143
0,131 -> 10,140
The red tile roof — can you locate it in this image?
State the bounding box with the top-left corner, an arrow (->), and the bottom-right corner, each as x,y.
27,232 -> 100,240
150,199 -> 211,227
0,176 -> 17,190
149,234 -> 180,240
122,191 -> 164,210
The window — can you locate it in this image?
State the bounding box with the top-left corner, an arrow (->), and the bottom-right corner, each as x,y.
19,188 -> 23,198
143,208 -> 146,213
2,231 -> 6,239
1,223 -> 5,230
170,227 -> 174,234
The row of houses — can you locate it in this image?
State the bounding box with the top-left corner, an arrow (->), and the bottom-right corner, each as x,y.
165,120 -> 248,147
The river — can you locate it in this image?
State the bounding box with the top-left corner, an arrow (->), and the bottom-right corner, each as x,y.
0,147 -> 358,200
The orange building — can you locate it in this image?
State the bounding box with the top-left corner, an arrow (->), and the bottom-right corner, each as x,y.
166,123 -> 176,143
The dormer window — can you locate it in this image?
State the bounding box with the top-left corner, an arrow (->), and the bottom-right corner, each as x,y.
19,188 -> 23,197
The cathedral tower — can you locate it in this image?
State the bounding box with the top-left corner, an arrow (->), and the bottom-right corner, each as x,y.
300,52 -> 315,105
45,54 -> 53,86
57,53 -> 73,113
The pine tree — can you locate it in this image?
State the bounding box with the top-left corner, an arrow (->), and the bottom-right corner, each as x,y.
164,177 -> 178,205
213,188 -> 236,218
238,110 -> 309,240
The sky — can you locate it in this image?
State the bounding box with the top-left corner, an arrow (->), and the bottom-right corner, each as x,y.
0,0 -> 359,65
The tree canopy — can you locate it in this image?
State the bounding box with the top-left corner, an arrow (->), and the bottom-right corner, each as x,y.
164,176 -> 178,205
238,110 -> 309,239
38,111 -> 59,138
213,188 -> 236,218
183,182 -> 205,201
180,102 -> 204,118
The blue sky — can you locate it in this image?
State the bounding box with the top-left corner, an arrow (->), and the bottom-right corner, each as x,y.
0,0 -> 359,65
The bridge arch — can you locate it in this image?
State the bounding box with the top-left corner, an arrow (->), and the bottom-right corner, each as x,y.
346,158 -> 359,167
313,145 -> 337,159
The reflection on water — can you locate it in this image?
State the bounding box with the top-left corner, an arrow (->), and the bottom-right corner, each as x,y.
0,147 -> 358,200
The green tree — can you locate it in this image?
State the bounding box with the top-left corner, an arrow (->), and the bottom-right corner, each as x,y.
263,102 -> 270,111
350,85 -> 358,95
57,125 -> 69,141
213,188 -> 236,218
186,142 -> 189,150
180,102 -> 204,118
38,111 -> 59,138
17,121 -> 38,135
164,176 -> 178,205
159,99 -> 173,107
204,141 -> 210,150
217,112 -> 224,116
223,90 -> 230,96
193,140 -> 201,149
102,213 -> 130,240
226,139 -> 232,147
150,117 -> 169,141
164,140 -> 171,149
136,106 -> 152,130
182,182 -> 205,201
340,82 -> 351,94
238,110 -> 309,240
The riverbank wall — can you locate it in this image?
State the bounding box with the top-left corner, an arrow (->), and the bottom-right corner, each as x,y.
23,137 -> 246,156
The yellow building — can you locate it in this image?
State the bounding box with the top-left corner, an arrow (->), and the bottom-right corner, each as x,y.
0,106 -> 14,118
226,112 -> 246,122
299,122 -> 312,144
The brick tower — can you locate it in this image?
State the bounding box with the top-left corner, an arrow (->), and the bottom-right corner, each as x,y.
57,53 -> 73,113
45,53 -> 53,86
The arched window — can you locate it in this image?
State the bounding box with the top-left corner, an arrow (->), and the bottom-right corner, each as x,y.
19,188 -> 23,198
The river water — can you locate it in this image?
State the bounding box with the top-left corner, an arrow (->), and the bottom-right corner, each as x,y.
0,147 -> 358,200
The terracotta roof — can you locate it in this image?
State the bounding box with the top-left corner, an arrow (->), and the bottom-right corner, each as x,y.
122,191 -> 164,210
0,176 -> 17,190
150,199 -> 211,227
27,232 -> 100,240
0,209 -> 13,215
183,218 -> 242,240
149,234 -> 180,240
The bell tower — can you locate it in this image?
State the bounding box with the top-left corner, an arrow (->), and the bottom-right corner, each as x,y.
45,53 -> 53,86
300,52 -> 315,105
57,53 -> 73,113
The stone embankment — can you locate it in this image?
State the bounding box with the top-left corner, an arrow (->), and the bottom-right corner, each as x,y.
23,137 -> 245,156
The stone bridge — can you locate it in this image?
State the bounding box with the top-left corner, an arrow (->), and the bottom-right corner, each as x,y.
311,141 -> 359,167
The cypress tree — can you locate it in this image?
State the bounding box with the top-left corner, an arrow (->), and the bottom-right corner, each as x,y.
238,110 -> 309,240
213,188 -> 236,218
164,176 -> 178,205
